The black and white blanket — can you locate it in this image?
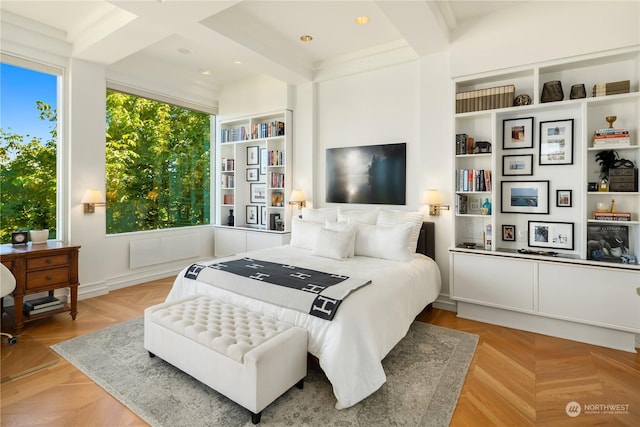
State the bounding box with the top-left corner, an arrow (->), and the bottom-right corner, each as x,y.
184,257 -> 371,320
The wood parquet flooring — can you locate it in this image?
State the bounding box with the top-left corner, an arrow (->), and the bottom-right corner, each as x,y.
1,276 -> 639,426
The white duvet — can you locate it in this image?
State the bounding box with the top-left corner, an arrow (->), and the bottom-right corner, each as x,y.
166,244 -> 441,409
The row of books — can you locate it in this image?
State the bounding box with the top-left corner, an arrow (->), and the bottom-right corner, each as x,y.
23,296 -> 64,316
455,84 -> 515,114
456,169 -> 492,192
221,158 -> 235,171
592,127 -> 631,147
268,150 -> 285,166
269,172 -> 285,189
221,174 -> 234,189
592,80 -> 630,97
221,126 -> 249,142
592,211 -> 632,221
253,121 -> 285,139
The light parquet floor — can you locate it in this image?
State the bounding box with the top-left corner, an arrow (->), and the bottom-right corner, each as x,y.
1,277 -> 639,426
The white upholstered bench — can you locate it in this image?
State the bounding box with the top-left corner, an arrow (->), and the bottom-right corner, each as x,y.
144,295 -> 307,424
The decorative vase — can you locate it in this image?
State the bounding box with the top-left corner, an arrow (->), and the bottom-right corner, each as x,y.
29,229 -> 49,244
541,80 -> 564,103
569,84 -> 586,99
227,210 -> 234,226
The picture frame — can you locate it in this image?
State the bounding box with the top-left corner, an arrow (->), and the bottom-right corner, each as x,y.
502,225 -> 516,241
260,205 -> 267,226
246,205 -> 258,224
246,167 -> 259,182
467,196 -> 482,214
501,180 -> 549,214
260,147 -> 267,175
502,117 -> 534,150
503,154 -> 533,176
528,220 -> 574,250
539,119 -> 573,165
246,146 -> 259,165
250,183 -> 266,203
556,189 -> 572,207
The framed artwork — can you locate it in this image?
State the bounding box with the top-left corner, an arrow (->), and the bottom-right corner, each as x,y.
502,225 -> 516,241
502,117 -> 534,150
501,180 -> 549,214
260,147 -> 267,175
556,189 -> 572,207
246,205 -> 258,224
539,119 -> 573,165
246,146 -> 259,165
246,168 -> 259,182
503,154 -> 533,176
250,183 -> 266,203
528,220 -> 574,250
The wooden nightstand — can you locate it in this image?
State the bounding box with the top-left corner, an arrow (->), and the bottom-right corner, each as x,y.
1,242 -> 80,334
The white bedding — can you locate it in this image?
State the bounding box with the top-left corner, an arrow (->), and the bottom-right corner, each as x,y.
166,244 -> 441,409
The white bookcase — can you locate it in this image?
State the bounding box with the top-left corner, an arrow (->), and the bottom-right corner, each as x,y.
450,46 -> 640,352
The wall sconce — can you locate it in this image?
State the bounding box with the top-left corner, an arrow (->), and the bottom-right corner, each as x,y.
81,189 -> 106,214
423,189 -> 450,216
289,189 -> 306,217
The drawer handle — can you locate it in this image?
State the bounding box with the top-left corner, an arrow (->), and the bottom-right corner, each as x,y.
46,259 -> 52,264
46,275 -> 52,280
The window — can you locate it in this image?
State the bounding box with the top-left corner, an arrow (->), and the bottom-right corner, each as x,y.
105,90 -> 211,234
0,58 -> 59,244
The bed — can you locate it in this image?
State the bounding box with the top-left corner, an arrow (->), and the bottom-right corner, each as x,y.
165,217 -> 441,409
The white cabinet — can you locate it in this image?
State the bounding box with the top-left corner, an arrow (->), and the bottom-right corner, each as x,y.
214,226 -> 290,257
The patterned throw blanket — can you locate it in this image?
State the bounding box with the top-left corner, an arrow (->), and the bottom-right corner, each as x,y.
184,257 -> 371,320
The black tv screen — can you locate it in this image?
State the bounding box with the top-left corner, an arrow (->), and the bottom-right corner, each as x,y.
326,142 -> 406,205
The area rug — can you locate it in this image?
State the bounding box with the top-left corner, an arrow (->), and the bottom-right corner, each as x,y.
51,318 -> 478,427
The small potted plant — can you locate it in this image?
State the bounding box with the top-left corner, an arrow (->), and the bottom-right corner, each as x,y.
29,206 -> 51,244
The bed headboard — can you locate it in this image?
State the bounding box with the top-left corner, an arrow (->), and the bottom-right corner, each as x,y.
416,222 -> 436,261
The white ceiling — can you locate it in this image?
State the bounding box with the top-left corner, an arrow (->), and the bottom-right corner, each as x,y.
0,1 -> 522,99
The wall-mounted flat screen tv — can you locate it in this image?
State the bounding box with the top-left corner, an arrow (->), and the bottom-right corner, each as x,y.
326,142 -> 406,205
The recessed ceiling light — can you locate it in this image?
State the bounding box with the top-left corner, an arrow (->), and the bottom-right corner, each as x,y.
234,61 -> 242,65
355,16 -> 369,24
177,47 -> 191,54
300,35 -> 313,42
199,68 -> 212,75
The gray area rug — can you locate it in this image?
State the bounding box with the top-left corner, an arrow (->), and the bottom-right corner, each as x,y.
51,318 -> 478,427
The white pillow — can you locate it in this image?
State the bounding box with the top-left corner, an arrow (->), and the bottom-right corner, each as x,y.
290,218 -> 322,250
312,227 -> 354,260
337,207 -> 379,224
376,210 -> 424,252
301,207 -> 338,223
324,221 -> 357,257
354,223 -> 413,262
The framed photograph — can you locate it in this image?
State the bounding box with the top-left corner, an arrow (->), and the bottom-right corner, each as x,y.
246,146 -> 259,165
246,205 -> 258,224
556,189 -> 572,207
467,196 -> 482,214
260,206 -> 267,226
502,225 -> 516,241
250,183 -> 266,203
246,168 -> 259,182
503,154 -> 533,176
260,147 -> 267,175
501,180 -> 549,214
502,117 -> 534,150
539,119 -> 573,165
528,221 -> 574,250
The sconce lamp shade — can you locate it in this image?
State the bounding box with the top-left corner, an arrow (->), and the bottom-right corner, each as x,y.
289,189 -> 306,203
82,189 -> 106,213
422,189 -> 442,205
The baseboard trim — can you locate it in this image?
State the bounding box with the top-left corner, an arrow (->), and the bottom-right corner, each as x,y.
433,294 -> 457,312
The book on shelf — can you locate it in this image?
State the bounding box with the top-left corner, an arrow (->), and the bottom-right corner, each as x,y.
455,84 -> 515,113
23,295 -> 61,310
586,224 -> 629,261
456,169 -> 491,192
592,80 -> 630,97
24,302 -> 65,315
592,211 -> 632,221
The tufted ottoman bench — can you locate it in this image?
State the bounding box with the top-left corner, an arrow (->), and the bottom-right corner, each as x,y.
144,294 -> 307,424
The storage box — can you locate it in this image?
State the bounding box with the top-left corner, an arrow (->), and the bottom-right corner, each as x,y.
608,168 -> 638,192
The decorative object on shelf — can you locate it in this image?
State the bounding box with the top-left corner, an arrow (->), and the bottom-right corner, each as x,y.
260,147 -> 267,175
502,117 -> 534,150
556,190 -> 572,207
501,180 -> 550,214
462,242 -> 476,249
588,182 -> 599,192
474,141 -> 492,153
423,189 -> 450,216
539,119 -> 574,165
528,220 -> 574,250
481,198 -> 491,215
246,146 -> 259,165
275,217 -> 284,231
466,136 -> 475,154
569,84 -> 586,99
598,177 -> 609,192
11,231 -> 28,245
593,80 -> 630,97
587,224 -> 629,261
246,168 -> 259,182
502,225 -> 516,241
250,183 -> 266,203
595,201 -> 609,212
605,115 -> 617,128
269,213 -> 281,230
227,209 -> 234,226
540,80 -> 564,103
246,205 -> 258,224
516,248 -> 558,256
260,206 -> 267,226
502,154 -> 533,176
288,189 -> 306,218
610,198 -> 616,212
608,163 -> 638,192
81,189 -> 106,214
484,224 -> 492,250
594,150 -> 618,181
513,94 -> 531,106
455,134 -> 468,155
467,196 -> 482,214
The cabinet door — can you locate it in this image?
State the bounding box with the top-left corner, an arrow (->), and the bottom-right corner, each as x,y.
538,263 -> 640,331
214,228 -> 246,257
451,253 -> 535,311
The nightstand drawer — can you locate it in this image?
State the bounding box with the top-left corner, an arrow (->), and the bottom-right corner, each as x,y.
27,254 -> 69,270
26,266 -> 69,290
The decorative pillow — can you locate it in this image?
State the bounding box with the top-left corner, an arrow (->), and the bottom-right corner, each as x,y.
311,227 -> 354,260
337,207 -> 379,224
290,218 -> 322,250
323,221 -> 357,257
301,207 -> 338,223
354,223 -> 413,262
376,210 -> 424,252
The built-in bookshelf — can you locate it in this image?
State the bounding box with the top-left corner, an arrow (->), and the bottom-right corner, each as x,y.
216,110 -> 292,232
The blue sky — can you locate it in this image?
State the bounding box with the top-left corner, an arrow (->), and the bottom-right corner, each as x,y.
1,63 -> 57,143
